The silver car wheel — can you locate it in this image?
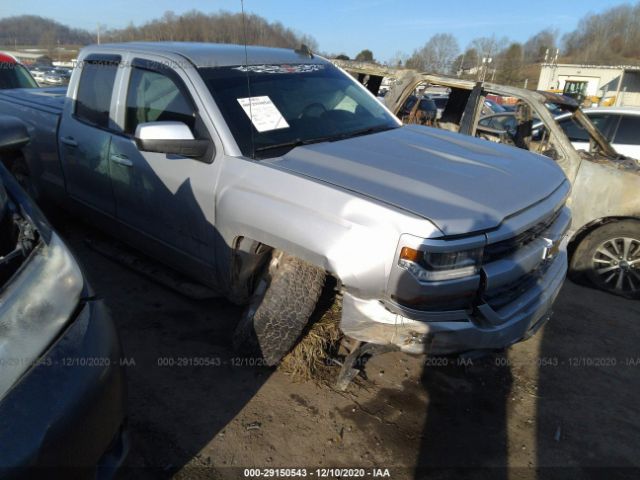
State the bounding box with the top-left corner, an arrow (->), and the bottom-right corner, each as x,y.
592,237 -> 640,293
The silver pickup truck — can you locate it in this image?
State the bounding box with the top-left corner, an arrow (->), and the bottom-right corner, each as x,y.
0,42 -> 570,367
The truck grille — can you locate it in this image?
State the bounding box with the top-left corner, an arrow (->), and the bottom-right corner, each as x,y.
482,260 -> 552,310
483,209 -> 561,263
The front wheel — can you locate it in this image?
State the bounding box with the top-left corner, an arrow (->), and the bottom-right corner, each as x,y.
571,220 -> 640,298
232,251 -> 326,366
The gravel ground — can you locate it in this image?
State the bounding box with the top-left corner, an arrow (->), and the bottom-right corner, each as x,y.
55,217 -> 640,480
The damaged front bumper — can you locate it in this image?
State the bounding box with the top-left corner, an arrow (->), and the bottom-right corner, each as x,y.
340,247 -> 567,355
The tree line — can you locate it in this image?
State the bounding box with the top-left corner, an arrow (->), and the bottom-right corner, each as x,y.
370,2 -> 640,86
0,15 -> 93,47
101,10 -> 317,51
0,10 -> 317,52
2,1 -> 640,87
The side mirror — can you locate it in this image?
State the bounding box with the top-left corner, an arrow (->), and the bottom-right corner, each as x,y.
134,121 -> 210,158
0,116 -> 29,153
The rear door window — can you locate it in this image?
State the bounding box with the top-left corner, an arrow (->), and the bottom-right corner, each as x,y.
75,57 -> 120,128
612,115 -> 640,145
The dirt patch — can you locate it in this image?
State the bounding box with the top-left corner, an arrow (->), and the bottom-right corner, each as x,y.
54,217 -> 640,479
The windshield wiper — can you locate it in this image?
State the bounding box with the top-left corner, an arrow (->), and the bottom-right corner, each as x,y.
254,137 -> 328,154
253,125 -> 397,156
331,124 -> 397,141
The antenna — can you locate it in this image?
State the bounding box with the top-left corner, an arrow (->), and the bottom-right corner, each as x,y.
241,0 -> 255,159
294,44 -> 314,58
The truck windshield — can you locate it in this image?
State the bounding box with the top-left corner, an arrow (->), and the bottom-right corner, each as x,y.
199,63 -> 399,158
0,63 -> 38,89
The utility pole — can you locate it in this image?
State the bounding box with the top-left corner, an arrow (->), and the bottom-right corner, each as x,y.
458,52 -> 465,77
480,57 -> 492,82
97,23 -> 101,45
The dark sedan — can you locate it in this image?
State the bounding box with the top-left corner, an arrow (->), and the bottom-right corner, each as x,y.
0,116 -> 127,476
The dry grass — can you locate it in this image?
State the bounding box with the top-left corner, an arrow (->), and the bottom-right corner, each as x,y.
279,299 -> 343,383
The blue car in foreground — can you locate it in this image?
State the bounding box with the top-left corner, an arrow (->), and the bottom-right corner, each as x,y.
0,115 -> 127,476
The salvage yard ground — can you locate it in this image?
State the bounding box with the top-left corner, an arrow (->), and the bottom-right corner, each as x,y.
56,216 -> 640,480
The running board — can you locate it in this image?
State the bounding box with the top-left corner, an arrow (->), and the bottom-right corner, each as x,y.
84,237 -> 219,300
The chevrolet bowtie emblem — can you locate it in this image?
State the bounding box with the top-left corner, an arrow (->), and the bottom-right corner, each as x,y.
543,237 -> 561,259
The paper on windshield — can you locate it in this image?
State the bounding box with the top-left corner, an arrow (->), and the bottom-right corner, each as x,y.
237,96 -> 290,132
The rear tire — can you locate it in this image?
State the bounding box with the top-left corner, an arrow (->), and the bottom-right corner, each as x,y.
570,220 -> 640,298
232,251 -> 326,366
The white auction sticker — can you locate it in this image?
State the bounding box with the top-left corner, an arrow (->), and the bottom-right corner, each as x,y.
237,96 -> 290,132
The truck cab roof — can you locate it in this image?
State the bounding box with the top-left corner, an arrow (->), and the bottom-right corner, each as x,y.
89,42 -> 322,68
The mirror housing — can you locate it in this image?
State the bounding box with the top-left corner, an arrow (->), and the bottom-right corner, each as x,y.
0,115 -> 30,153
134,121 -> 210,158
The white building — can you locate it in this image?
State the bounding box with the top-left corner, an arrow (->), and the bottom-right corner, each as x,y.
537,63 -> 640,107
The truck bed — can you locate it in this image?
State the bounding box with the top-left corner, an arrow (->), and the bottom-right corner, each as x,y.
0,87 -> 66,201
0,87 -> 66,115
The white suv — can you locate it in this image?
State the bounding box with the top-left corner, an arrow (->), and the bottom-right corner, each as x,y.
556,107 -> 640,160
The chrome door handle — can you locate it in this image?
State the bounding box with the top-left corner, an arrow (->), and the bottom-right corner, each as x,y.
61,136 -> 78,147
110,154 -> 133,167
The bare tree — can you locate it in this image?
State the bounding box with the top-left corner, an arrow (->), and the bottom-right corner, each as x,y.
562,2 -> 640,65
387,50 -> 408,68
523,28 -> 558,63
406,33 -> 459,74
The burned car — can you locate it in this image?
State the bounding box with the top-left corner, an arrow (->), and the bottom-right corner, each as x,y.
0,115 -> 127,474
338,60 -> 640,298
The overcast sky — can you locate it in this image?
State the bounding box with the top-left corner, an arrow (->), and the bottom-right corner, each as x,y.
0,0 -> 619,60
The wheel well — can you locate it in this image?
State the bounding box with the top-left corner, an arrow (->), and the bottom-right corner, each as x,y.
568,216 -> 640,259
229,237 -> 339,303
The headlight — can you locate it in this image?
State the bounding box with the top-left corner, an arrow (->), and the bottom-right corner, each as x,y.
398,246 -> 483,281
0,233 -> 83,399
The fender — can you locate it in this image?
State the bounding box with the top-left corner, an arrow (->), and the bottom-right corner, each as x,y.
568,159 -> 640,242
214,156 -> 441,301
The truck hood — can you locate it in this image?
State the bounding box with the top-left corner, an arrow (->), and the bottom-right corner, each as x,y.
267,125 -> 567,236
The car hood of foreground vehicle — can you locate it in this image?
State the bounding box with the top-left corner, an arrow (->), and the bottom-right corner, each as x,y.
266,124 -> 567,236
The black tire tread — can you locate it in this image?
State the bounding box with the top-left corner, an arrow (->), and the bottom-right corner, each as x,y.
234,253 -> 325,365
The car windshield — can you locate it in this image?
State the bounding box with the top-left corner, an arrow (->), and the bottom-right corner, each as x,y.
199,63 -> 399,158
0,62 -> 38,89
